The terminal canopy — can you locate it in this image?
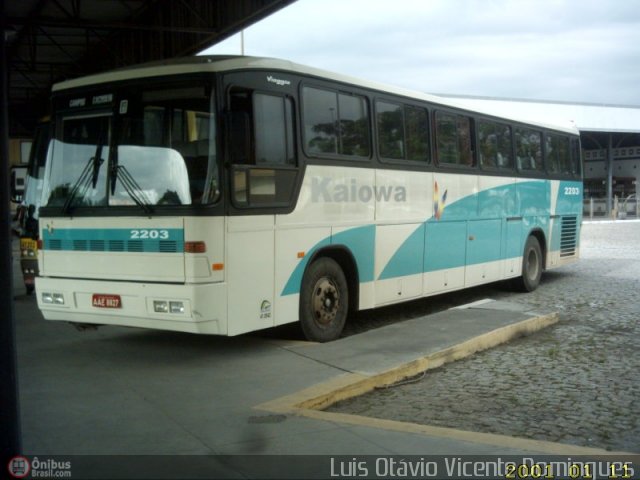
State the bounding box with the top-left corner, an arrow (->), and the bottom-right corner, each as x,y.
5,0 -> 296,136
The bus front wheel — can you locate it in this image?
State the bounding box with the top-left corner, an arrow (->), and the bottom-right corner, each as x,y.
514,235 -> 543,292
299,257 -> 348,342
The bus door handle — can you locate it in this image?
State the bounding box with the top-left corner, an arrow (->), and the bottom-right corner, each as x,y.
468,235 -> 475,241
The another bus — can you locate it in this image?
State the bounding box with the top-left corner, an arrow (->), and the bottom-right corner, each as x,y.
36,56 -> 582,342
15,119 -> 50,294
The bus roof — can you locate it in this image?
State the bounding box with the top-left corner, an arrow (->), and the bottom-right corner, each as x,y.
52,55 -> 579,135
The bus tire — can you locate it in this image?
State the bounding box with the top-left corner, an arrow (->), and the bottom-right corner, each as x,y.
299,257 -> 348,342
514,235 -> 543,292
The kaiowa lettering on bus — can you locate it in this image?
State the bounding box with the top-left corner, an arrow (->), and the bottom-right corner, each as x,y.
311,177 -> 407,203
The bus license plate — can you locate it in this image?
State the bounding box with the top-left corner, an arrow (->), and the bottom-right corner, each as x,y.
92,294 -> 121,309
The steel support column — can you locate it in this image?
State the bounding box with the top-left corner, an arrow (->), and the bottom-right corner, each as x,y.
0,0 -> 23,464
606,133 -> 613,216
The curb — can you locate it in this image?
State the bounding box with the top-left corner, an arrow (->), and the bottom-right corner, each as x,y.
257,311 -> 635,455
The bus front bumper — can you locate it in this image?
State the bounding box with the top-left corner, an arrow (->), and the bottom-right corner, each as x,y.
35,277 -> 228,335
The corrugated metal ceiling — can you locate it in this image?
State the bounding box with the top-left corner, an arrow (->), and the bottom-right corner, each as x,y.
5,0 -> 296,136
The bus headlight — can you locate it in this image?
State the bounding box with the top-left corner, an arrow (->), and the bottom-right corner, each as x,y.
169,301 -> 185,314
42,292 -> 65,305
153,300 -> 185,314
153,300 -> 169,313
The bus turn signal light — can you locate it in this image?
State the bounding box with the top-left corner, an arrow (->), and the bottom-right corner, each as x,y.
184,241 -> 206,253
212,263 -> 224,271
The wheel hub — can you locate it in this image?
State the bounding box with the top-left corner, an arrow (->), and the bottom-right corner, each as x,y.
313,277 -> 340,325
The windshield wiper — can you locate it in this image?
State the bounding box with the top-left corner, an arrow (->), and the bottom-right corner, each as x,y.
62,127 -> 106,214
62,155 -> 103,214
112,165 -> 154,214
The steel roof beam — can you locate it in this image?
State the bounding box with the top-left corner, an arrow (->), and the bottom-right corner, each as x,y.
7,16 -> 218,35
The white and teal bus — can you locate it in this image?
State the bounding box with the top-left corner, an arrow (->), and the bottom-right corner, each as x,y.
36,56 -> 582,342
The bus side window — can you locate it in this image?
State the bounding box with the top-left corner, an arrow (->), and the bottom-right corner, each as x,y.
545,133 -> 571,175
302,86 -> 370,159
302,86 -> 338,155
226,111 -> 252,165
570,138 -> 582,177
338,93 -> 370,157
478,120 -> 513,170
228,89 -> 254,164
515,127 -> 543,172
436,111 -> 474,167
376,101 -> 430,163
377,100 -> 404,159
254,93 -> 295,165
228,88 -> 297,208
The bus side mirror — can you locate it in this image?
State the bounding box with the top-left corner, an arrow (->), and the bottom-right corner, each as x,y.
10,165 -> 27,203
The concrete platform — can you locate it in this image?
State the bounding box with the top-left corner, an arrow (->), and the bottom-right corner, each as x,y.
14,276 -> 624,475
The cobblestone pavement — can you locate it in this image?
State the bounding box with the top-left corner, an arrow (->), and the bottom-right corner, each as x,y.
329,221 -> 640,453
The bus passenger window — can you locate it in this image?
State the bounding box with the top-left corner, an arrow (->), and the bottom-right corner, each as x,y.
478,120 -> 512,170
303,87 -> 338,155
302,86 -> 370,158
405,106 -> 429,162
338,93 -> 370,157
377,101 -> 404,159
436,111 -> 474,167
515,128 -> 543,172
570,138 -> 582,176
254,93 -> 295,165
377,101 -> 429,163
545,133 -> 571,175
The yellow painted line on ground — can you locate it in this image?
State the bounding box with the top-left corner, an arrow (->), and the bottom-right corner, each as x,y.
299,409 -> 634,456
256,311 -> 636,455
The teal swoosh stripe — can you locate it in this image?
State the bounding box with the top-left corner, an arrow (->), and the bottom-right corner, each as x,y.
379,181 -> 550,280
381,180 -> 583,279
281,225 -> 375,296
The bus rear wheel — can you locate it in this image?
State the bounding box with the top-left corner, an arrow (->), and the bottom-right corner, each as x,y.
513,235 -> 543,292
299,257 -> 348,342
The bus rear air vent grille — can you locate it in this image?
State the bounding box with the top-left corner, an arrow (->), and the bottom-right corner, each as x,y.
560,216 -> 578,257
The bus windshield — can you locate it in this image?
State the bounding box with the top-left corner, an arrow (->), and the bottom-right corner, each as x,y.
43,86 -> 219,210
